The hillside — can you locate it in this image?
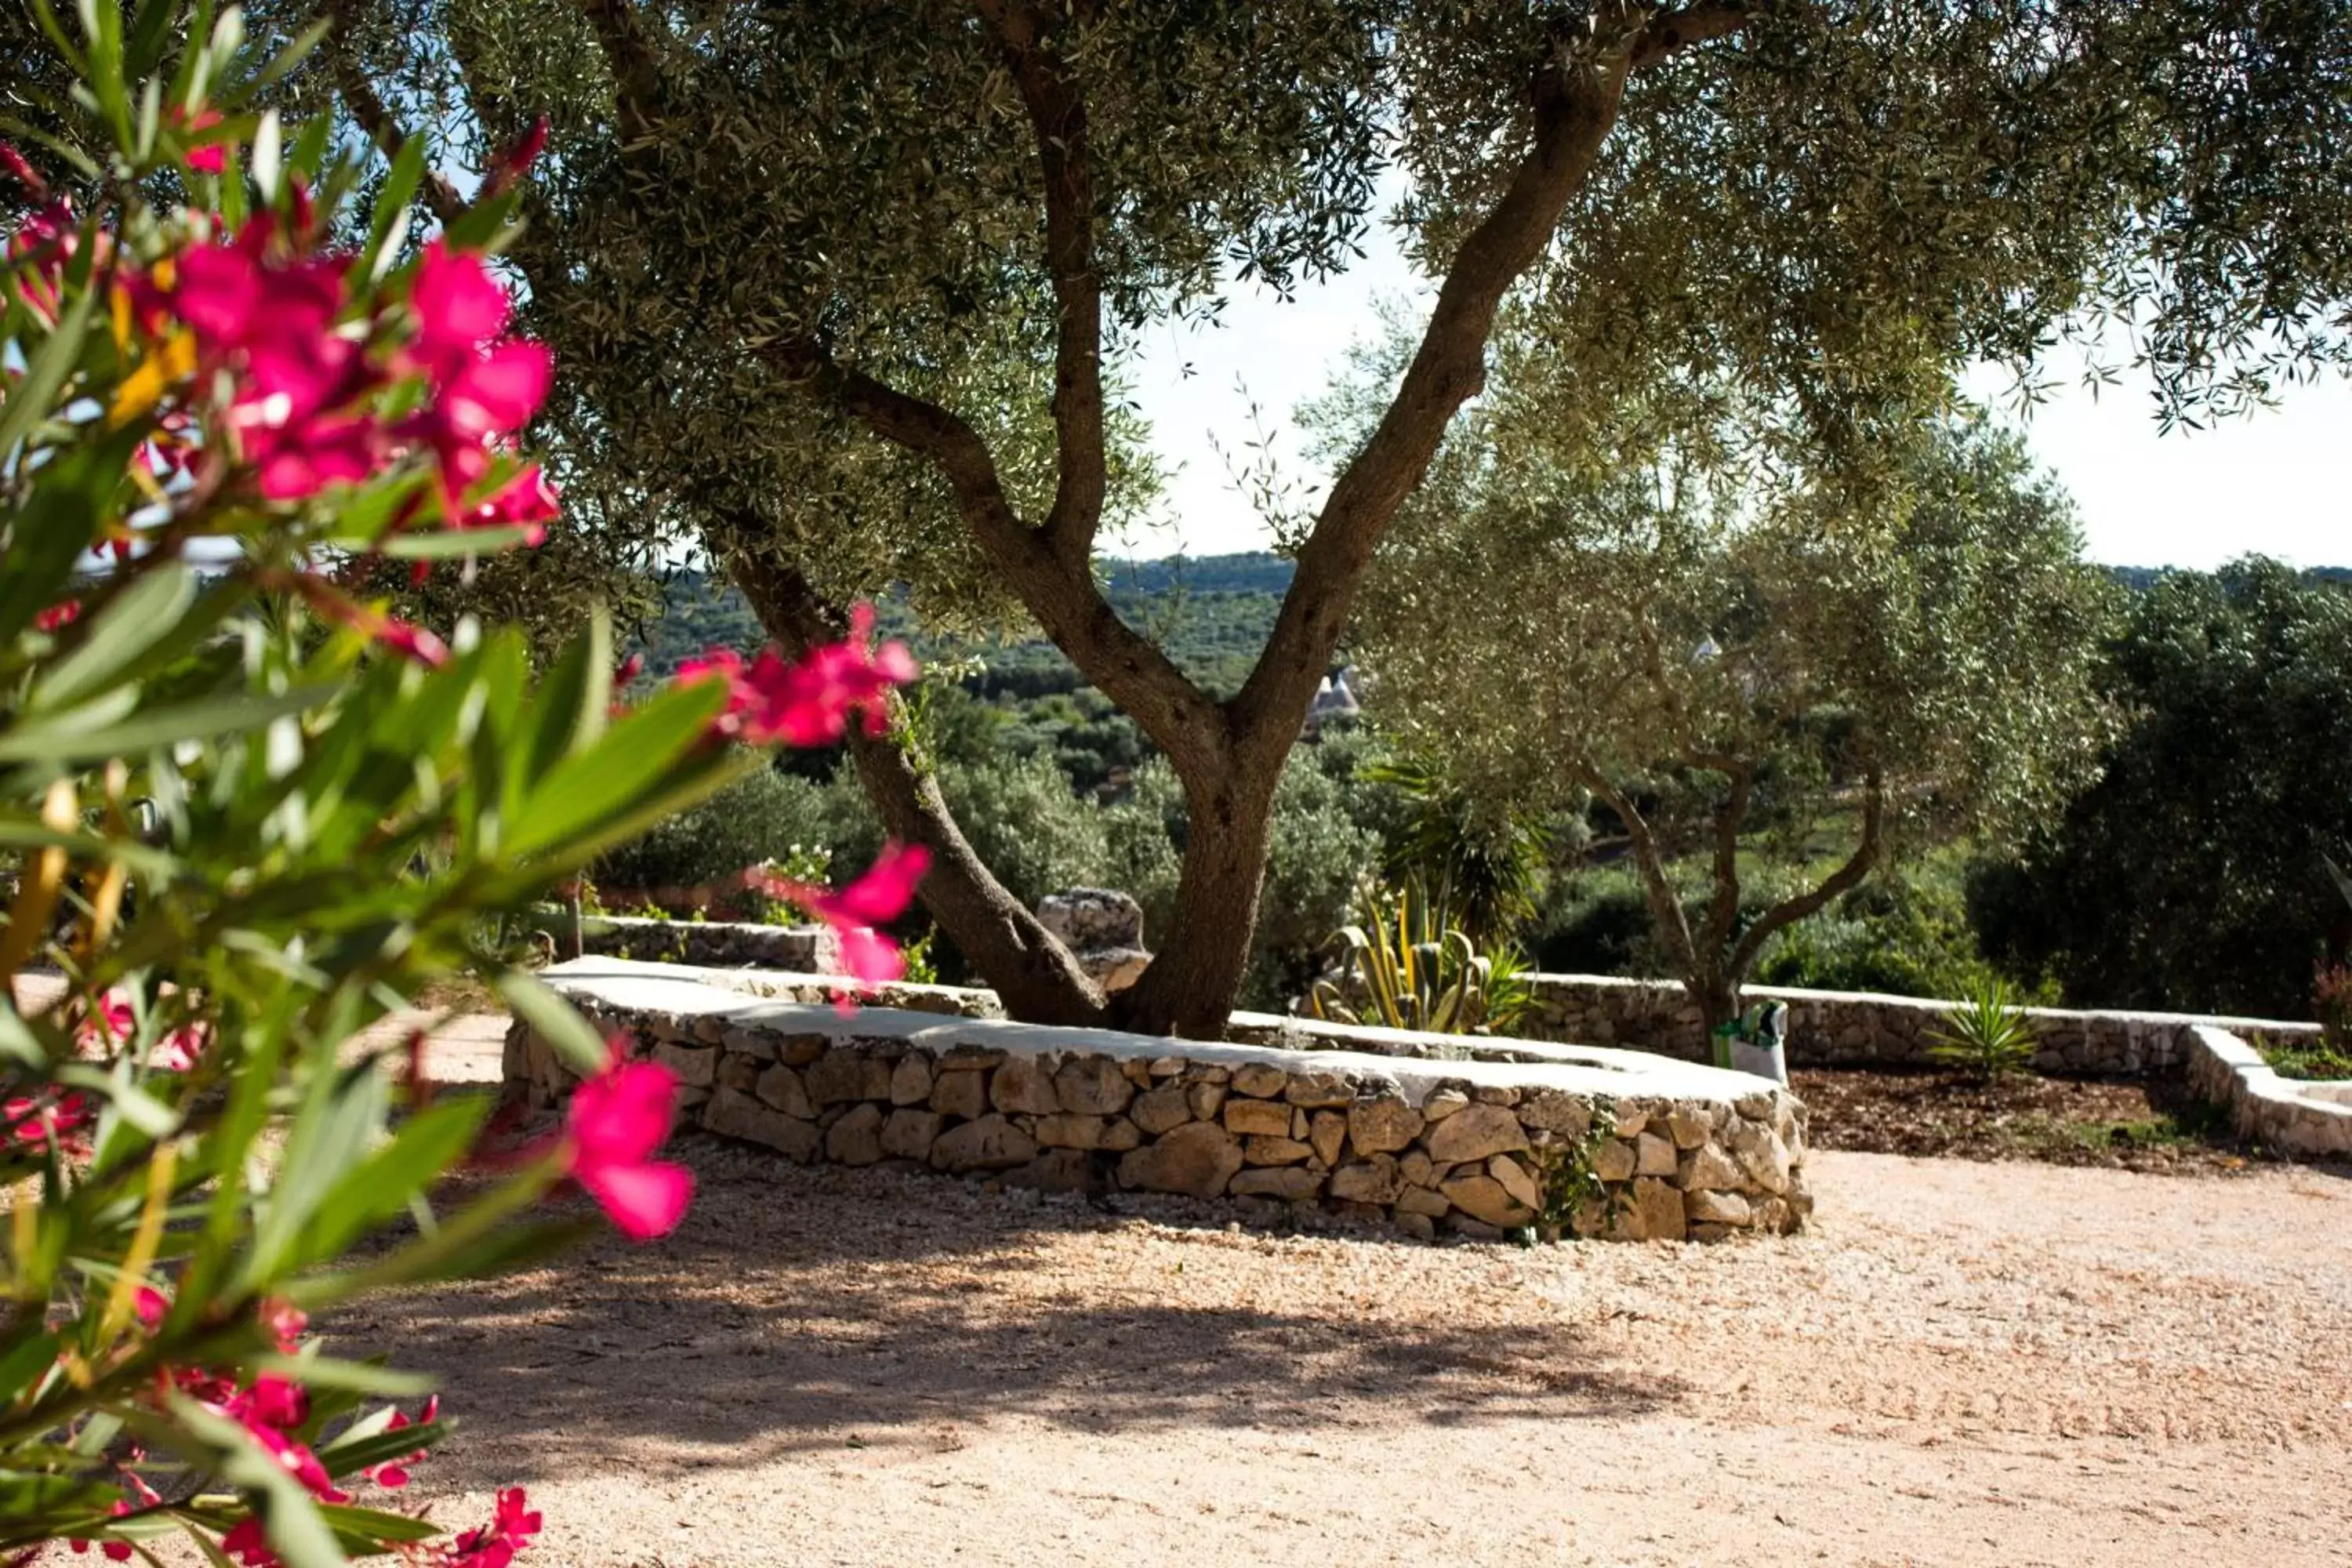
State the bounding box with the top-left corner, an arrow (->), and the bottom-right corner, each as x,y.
637,552 -> 1298,701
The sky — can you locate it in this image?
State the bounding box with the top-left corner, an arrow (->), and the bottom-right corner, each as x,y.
1116,220 -> 2352,571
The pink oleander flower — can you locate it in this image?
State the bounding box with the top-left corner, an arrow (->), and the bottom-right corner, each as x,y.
275,572 -> 451,667
67,1500 -> 134,1560
169,1366 -> 346,1503
446,1487 -> 543,1568
487,118 -> 549,195
256,1297 -> 307,1353
561,1054 -> 693,1240
220,1518 -> 279,1568
5,199 -> 82,325
0,140 -> 45,196
133,1285 -> 169,1329
401,242 -> 554,521
362,1395 -> 438,1489
35,598 -> 82,632
463,462 -> 561,542
677,604 -> 916,748
172,107 -> 229,172
748,843 -> 931,988
4,1089 -> 91,1152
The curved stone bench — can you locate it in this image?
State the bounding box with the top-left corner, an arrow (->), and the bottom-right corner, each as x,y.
2183,1026 -> 2352,1159
506,959 -> 1813,1243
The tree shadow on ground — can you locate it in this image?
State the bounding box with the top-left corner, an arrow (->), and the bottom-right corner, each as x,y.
335,1131 -> 1686,1488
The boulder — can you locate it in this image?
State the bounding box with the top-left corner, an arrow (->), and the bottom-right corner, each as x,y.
1422,1103 -> 1530,1165
1116,1121 -> 1243,1198
1440,1173 -> 1534,1228
1036,887 -> 1144,949
702,1087 -> 818,1163
1054,1055 -> 1134,1116
990,1054 -> 1062,1115
1222,1098 -> 1294,1138
880,1108 -> 943,1161
1330,1155 -> 1402,1205
1130,1083 -> 1194,1135
824,1102 -> 885,1165
1347,1097 -> 1425,1156
929,1113 -> 1037,1173
1231,1167 -> 1323,1201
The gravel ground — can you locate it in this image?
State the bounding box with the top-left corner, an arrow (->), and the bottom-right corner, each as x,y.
314,1016 -> 2352,1568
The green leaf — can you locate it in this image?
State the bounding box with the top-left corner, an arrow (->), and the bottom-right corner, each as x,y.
495,968 -> 608,1073
0,684 -> 339,765
372,525 -> 545,559
314,1504 -> 444,1547
504,679 -> 729,858
300,1094 -> 489,1262
246,1355 -> 435,1398
31,561 -> 198,710
362,134 -> 426,274
160,1399 -> 347,1568
317,1421 -> 445,1479
514,608 -> 610,791
0,1330 -> 61,1404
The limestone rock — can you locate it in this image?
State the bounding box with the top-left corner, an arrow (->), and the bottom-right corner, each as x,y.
1036,887 -> 1143,949
880,1108 -> 943,1161
1729,1120 -> 1794,1194
1330,1155 -> 1401,1205
1593,1139 -> 1636,1183
930,1113 -> 1037,1173
1006,1148 -> 1094,1192
1472,1085 -> 1520,1106
1423,1102 -> 1530,1166
1628,1176 -> 1686,1241
1611,1105 -> 1650,1139
717,1052 -> 762,1093
1686,1189 -> 1753,1226
1634,1131 -> 1678,1177
1751,1196 -> 1794,1234
1244,1135 -> 1313,1166
1348,1097 -> 1424,1156
1130,1083 -> 1193,1135
1099,1116 -> 1142,1152
825,1102 -> 885,1165
1488,1154 -> 1541,1210
1054,1055 -> 1134,1116
807,1050 -> 890,1105
1232,1062 -> 1290,1099
1222,1098 -> 1294,1138
702,1088 -> 818,1163
1185,1081 -> 1228,1122
1392,1210 -> 1437,1242
1393,1185 -> 1451,1219
889,1054 -> 935,1107
928,1067 -> 987,1120
1399,1149 -> 1439,1188
991,1054 -> 1063,1115
936,1044 -> 1006,1071
1421,1087 -> 1471,1123
653,1041 -> 718,1089
1308,1111 -> 1347,1167
1518,1091 -> 1592,1137
1033,1113 -> 1107,1150
1677,1143 -> 1744,1193
1441,1173 -> 1535,1228
1666,1105 -> 1713,1149
779,1032 -> 830,1068
1116,1121 -> 1243,1198
1283,1072 -> 1354,1109
754,1064 -> 815,1120
1231,1167 -> 1323,1201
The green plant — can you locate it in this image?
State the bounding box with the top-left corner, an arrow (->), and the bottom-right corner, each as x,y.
2252,1029 -> 2352,1082
0,25 -> 925,1561
1308,878 -> 1531,1035
1926,979 -> 2042,1080
1529,1094 -> 1622,1242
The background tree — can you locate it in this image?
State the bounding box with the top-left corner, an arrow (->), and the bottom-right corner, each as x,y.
1970,559 -> 2352,1019
1350,390 -> 2116,1037
310,0 -> 2352,1035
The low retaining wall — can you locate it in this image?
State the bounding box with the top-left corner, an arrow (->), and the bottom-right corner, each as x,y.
551,916 -> 840,972
511,959 -> 1813,1243
2183,1028 -> 2352,1158
1520,974 -> 2324,1076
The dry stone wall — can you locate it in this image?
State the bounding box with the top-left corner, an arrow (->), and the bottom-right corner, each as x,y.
1522,974 -> 2324,1077
2183,1027 -> 2352,1158
510,959 -> 1813,1243
564,917 -> 840,972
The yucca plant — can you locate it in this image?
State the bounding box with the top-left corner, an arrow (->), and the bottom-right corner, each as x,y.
1926,977 -> 2041,1080
1308,877 -> 1533,1035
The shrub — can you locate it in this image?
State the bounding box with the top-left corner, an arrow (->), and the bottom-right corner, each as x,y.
938,752 -> 1111,912
593,762 -> 835,914
1926,978 -> 2042,1079
0,36 -> 924,1564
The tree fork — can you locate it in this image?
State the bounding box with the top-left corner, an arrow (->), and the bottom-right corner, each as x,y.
728,551 -> 1110,1027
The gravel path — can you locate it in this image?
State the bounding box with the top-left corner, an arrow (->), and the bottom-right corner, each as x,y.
324,1022 -> 2352,1568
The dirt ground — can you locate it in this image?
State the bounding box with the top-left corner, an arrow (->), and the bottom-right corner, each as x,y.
318,1016 -> 2352,1568
1789,1065 -> 2263,1173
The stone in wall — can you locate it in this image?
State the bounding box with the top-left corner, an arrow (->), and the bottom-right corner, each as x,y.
505,963 -> 1819,1244
1036,888 -> 1152,993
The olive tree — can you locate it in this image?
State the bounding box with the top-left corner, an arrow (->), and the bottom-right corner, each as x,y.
307,0 -> 2352,1035
1351,394 -> 2116,1036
